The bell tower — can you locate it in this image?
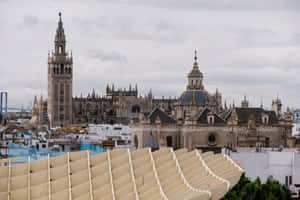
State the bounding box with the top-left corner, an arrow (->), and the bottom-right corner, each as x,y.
48,12 -> 73,127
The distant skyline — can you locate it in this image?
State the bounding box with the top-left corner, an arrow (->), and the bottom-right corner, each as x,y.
1,0 -> 300,109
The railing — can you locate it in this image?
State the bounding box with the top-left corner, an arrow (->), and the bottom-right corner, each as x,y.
127,149 -> 139,200
195,150 -> 231,191
148,148 -> 168,200
170,148 -> 212,198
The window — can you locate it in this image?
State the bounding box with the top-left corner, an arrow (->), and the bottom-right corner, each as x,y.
208,134 -> 216,143
166,136 -> 172,147
60,64 -> 64,74
42,144 -> 46,148
196,80 -> 198,86
132,105 -> 140,113
207,116 -> 214,124
59,46 -> 63,54
262,115 -> 269,125
265,137 -> 270,148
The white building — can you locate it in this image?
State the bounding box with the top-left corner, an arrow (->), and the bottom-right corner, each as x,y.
228,148 -> 300,198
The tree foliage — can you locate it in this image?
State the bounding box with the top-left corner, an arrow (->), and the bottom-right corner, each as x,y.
221,173 -> 291,200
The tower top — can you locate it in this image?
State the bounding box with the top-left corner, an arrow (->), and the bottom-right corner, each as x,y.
194,49 -> 197,63
55,12 -> 65,43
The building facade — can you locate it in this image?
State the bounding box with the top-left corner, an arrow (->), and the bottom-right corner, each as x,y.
31,13 -> 295,151
131,53 -> 294,151
47,13 -> 73,127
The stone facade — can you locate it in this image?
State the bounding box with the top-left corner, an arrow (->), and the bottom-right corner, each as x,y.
131,52 -> 293,152
47,13 -> 73,127
31,13 -> 294,153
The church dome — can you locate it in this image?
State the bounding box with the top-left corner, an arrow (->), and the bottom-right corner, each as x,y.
179,90 -> 213,106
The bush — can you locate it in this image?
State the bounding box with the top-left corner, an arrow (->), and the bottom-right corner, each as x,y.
221,173 -> 291,200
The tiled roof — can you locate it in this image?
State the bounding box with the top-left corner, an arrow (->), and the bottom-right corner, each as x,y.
147,107 -> 176,124
193,108 -> 226,124
227,107 -> 278,125
179,90 -> 213,106
235,108 -> 278,125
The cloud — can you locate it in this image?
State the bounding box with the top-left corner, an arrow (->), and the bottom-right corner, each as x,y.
17,14 -> 40,30
0,0 -> 300,109
111,0 -> 300,11
88,49 -> 127,63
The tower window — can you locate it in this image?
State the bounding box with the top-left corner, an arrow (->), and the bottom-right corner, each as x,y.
60,64 -> 64,74
59,46 -> 63,54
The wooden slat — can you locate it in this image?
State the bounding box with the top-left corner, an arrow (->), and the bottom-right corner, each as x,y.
128,149 -> 139,200
148,148 -> 168,200
87,151 -> 93,200
67,152 -> 72,200
107,150 -> 116,200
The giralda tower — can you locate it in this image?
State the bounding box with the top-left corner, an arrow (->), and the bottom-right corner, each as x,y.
48,13 -> 73,127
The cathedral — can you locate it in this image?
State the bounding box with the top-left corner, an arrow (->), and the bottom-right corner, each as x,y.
131,51 -> 294,151
31,13 -> 171,127
31,13 -> 294,150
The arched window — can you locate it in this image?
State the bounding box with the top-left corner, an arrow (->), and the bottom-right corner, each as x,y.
132,105 -> 140,113
207,116 -> 214,124
53,68 -> 55,74
59,46 -> 63,54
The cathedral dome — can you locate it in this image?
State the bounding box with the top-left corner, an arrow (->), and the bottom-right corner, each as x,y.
179,90 -> 212,106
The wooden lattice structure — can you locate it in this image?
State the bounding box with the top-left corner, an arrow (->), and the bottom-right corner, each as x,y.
0,148 -> 243,200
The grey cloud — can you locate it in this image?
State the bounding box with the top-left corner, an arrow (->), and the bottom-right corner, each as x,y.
72,16 -> 191,43
88,49 -> 127,63
17,14 -> 40,30
113,0 -> 300,10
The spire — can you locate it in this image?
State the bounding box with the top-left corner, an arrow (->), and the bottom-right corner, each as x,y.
92,88 -> 95,98
54,12 -> 66,55
193,49 -> 199,68
59,12 -> 62,22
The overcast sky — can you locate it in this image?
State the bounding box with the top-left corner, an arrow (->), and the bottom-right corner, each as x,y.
1,0 -> 300,110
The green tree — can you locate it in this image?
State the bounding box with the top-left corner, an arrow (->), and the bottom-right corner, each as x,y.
221,173 -> 291,200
